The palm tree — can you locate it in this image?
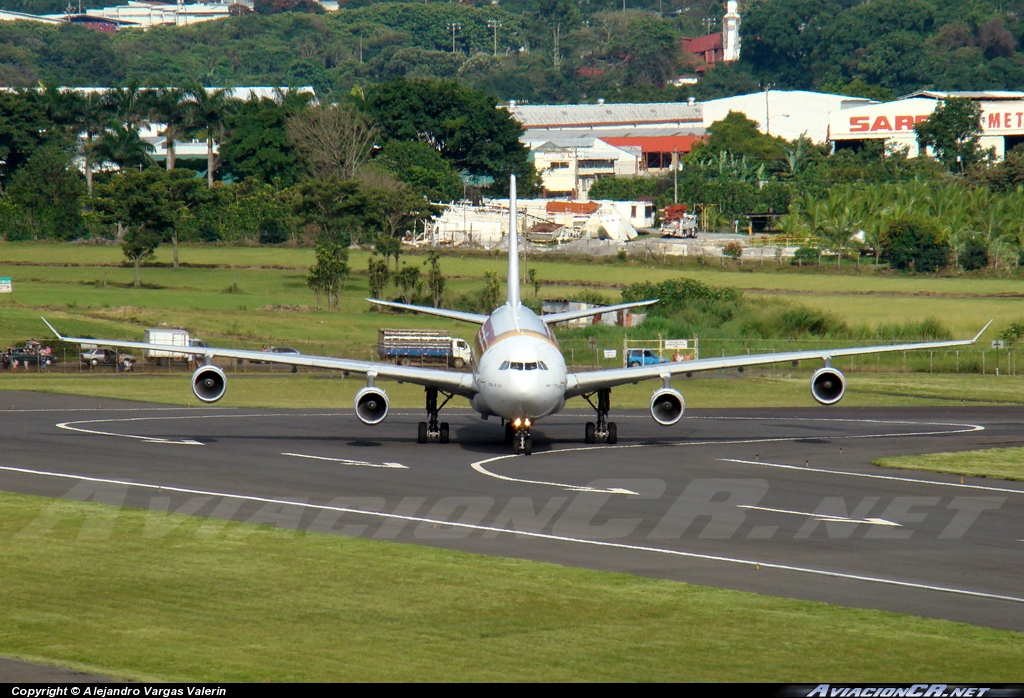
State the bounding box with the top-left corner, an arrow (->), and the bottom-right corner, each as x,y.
151,88 -> 189,171
820,187 -> 856,268
104,79 -> 151,131
95,123 -> 155,171
183,82 -> 232,187
52,89 -> 111,197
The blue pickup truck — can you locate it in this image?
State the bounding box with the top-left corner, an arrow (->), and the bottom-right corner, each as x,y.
625,349 -> 668,367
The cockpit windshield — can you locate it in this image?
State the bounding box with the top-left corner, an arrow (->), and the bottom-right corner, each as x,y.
499,360 -> 549,371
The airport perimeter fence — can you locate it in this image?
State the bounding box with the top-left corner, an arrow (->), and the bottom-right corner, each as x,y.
2,337 -> 1021,377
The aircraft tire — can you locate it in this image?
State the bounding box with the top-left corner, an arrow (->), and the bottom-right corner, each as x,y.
417,422 -> 428,444
585,422 -> 596,444
439,422 -> 450,444
607,422 -> 618,444
523,435 -> 532,456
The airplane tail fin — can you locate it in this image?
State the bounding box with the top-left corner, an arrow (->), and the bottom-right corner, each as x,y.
507,174 -> 521,307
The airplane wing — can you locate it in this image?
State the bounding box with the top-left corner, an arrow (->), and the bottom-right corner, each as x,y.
42,318 -> 478,399
564,321 -> 992,398
365,299 -> 489,325
541,299 -> 660,325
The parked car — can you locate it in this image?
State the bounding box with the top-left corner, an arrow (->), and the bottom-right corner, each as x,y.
7,344 -> 56,368
81,348 -> 135,366
625,349 -> 668,367
252,346 -> 300,364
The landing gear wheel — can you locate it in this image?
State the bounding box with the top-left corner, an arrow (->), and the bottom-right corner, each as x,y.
585,422 -> 596,444
607,421 -> 617,445
504,422 -> 514,445
515,429 -> 533,455
422,386 -> 454,444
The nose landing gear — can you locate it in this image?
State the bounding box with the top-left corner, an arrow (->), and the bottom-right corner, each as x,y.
505,418 -> 533,455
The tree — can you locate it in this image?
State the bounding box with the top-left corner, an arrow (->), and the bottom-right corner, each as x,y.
3,143 -> 86,241
61,90 -> 111,197
307,238 -> 350,309
151,88 -> 189,172
367,256 -> 391,303
95,123 -> 155,171
287,103 -> 378,182
880,217 -> 950,272
689,111 -> 787,165
183,83 -> 233,187
394,264 -> 421,305
93,170 -> 177,286
221,97 -> 305,187
375,140 -> 463,202
481,270 -> 501,312
425,250 -> 445,308
915,97 -> 984,174
0,89 -> 58,188
364,79 -> 537,195
121,227 -> 162,288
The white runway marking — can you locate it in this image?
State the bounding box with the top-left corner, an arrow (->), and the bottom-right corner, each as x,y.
56,411 -> 345,445
282,452 -> 407,469
469,454 -> 639,495
471,418 -> 987,492
738,504 -> 901,527
1,462 -> 1021,607
721,458 -> 1024,495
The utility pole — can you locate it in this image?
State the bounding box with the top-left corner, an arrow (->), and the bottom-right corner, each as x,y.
487,19 -> 501,56
553,23 -> 561,69
447,22 -> 461,53
673,148 -> 679,204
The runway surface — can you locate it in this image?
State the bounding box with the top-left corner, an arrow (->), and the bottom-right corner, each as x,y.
2,390 -> 1023,638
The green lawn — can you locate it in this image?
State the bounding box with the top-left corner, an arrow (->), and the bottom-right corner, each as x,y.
2,491 -> 1021,682
876,447 -> 1024,481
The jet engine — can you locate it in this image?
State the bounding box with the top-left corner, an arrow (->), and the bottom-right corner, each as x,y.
192,365 -> 227,403
650,387 -> 685,426
354,386 -> 389,425
810,367 -> 846,405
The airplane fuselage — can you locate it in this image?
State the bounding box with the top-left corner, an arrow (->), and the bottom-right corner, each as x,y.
470,303 -> 567,422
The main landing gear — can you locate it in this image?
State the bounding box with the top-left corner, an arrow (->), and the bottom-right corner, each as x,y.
582,387 -> 617,445
417,387 -> 452,444
504,418 -> 533,455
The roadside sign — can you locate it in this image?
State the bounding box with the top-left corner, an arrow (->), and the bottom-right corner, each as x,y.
992,340 -> 1005,349
0,277 -> 11,293
664,339 -> 689,349
603,349 -> 617,359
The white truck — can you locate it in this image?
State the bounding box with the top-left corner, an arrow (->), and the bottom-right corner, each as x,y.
142,328 -> 207,363
377,329 -> 472,369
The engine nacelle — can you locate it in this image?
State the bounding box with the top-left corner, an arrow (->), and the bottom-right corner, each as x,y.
192,365 -> 227,403
811,367 -> 846,405
650,387 -> 685,426
354,386 -> 389,425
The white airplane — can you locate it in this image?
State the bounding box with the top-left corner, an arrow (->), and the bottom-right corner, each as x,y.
44,176 -> 990,455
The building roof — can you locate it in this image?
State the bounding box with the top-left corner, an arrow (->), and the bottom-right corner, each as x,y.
602,135 -> 704,153
682,33 -> 723,54
899,90 -> 1024,102
506,102 -> 702,129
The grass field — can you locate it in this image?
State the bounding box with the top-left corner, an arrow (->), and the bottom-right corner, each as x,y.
2,241 -> 1023,680
875,447 -> 1024,481
2,491 -> 1022,682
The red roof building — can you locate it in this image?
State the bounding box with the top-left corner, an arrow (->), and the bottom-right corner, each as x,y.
682,33 -> 724,65
602,135 -> 705,171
